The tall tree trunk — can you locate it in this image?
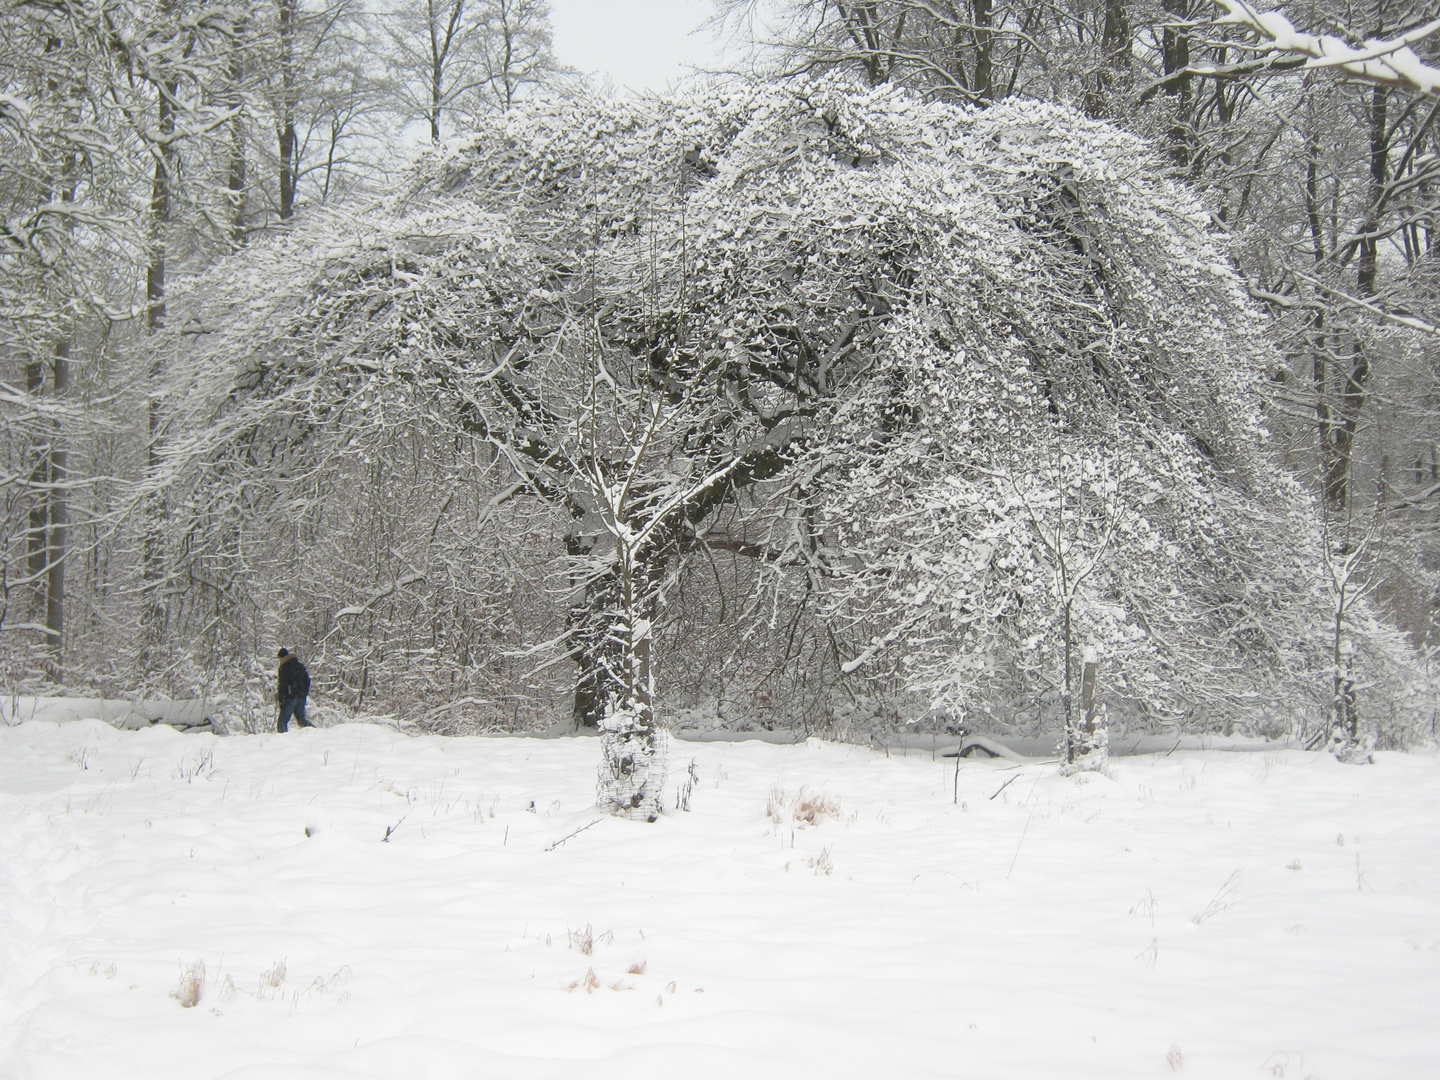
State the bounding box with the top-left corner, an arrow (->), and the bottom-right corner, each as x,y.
1086,0 -> 1131,115
141,76 -> 178,669
35,40 -> 78,679
972,0 -> 993,102
1325,84 -> 1389,513
277,0 -> 297,220
567,533 -> 607,730
227,19 -> 248,246
25,358 -> 48,621
1303,124 -> 1341,509
497,0 -> 516,109
1160,0 -> 1193,167
278,116 -> 296,219
45,340 -> 70,677
147,81 -> 174,333
427,0 -> 464,141
230,118 -> 249,242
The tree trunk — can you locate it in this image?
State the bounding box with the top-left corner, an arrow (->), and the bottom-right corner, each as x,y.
1160,0 -> 1193,167
229,114 -> 248,242
25,358 -> 47,621
593,537 -> 666,821
147,82 -> 174,333
141,76 -> 177,669
278,116 -> 296,220
567,520 -> 667,820
427,0 -> 459,141
1063,651 -> 1107,774
227,20 -> 248,247
567,534 -> 608,730
1078,654 -> 1100,746
1086,0 -> 1131,115
971,0 -> 993,102
1323,85 -> 1388,514
278,0 -> 298,220
45,340 -> 70,677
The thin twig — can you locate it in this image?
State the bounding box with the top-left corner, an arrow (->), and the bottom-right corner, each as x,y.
545,818 -> 602,852
988,775 -> 1019,801
1006,813 -> 1033,879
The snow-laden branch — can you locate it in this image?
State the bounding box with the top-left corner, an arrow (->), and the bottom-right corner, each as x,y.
1212,1 -> 1440,94
329,573 -> 427,622
1291,271 -> 1440,337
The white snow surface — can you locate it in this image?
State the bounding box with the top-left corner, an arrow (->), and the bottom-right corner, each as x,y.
2,720 -> 1438,1079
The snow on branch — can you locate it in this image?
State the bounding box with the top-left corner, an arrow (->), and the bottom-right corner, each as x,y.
1211,1 -> 1440,94
1290,270 -> 1440,337
329,573 -> 427,623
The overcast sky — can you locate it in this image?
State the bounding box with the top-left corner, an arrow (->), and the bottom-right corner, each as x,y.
548,0 -> 750,94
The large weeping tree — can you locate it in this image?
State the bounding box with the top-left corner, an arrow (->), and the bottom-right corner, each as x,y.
149,80 -> 1412,817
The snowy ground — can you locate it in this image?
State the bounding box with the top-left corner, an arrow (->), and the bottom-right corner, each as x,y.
2,720 -> 1438,1079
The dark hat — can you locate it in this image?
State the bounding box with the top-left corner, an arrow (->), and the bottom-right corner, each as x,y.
277,648 -> 290,658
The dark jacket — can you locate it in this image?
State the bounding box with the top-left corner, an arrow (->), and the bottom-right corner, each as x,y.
278,655 -> 311,703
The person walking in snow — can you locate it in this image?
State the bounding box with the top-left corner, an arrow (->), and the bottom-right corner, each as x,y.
276,648 -> 314,732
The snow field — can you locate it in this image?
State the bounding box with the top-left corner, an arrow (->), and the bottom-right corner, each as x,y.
1,719 -> 1438,1079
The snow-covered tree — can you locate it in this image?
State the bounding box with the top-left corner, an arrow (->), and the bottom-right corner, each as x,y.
150,81 -> 1415,811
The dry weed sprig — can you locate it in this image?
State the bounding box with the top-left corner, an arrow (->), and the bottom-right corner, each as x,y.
565,967 -> 600,993
1191,870 -> 1241,925
568,924 -> 614,955
808,845 -> 834,876
767,786 -> 841,828
571,925 -> 594,955
1129,889 -> 1158,926
172,960 -> 206,1008
675,758 -> 699,811
1135,938 -> 1159,966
